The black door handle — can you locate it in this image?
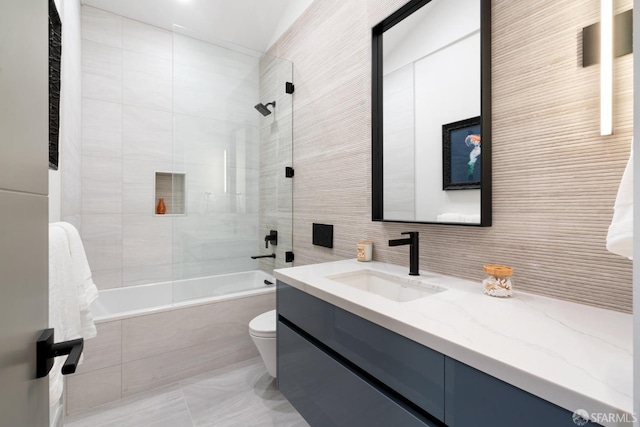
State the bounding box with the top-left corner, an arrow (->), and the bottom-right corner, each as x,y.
36,328 -> 84,378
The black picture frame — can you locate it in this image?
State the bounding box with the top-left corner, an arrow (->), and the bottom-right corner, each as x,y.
49,0 -> 62,170
442,116 -> 481,190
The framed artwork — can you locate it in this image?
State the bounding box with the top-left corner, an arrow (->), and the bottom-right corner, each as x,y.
442,116 -> 481,190
49,0 -> 62,170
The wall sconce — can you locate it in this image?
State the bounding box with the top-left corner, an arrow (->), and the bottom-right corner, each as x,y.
223,149 -> 228,193
582,6 -> 633,136
600,0 -> 613,136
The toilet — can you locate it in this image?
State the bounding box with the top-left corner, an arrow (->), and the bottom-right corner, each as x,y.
249,309 -> 277,377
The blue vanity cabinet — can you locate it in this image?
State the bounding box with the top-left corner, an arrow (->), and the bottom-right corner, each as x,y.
278,321 -> 438,427
277,280 -> 603,427
277,281 -> 445,422
444,358 -> 602,427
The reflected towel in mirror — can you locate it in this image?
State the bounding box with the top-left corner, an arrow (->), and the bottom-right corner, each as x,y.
436,213 -> 463,222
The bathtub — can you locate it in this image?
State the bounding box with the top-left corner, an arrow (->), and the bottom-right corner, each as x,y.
67,270 -> 277,415
90,270 -> 276,321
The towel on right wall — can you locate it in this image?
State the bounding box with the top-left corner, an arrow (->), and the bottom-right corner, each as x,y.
606,139 -> 633,260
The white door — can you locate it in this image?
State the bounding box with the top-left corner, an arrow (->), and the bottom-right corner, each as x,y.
0,0 -> 50,426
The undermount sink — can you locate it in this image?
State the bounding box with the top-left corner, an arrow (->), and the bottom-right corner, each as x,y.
326,270 -> 446,302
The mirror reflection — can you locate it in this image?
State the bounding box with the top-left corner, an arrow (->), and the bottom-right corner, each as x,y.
373,0 -> 490,225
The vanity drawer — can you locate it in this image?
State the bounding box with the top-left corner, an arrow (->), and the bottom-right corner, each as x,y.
277,281 -> 445,422
278,321 -> 438,427
444,358 -> 603,427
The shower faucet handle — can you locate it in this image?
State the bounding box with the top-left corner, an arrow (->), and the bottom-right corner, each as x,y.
265,230 -> 278,248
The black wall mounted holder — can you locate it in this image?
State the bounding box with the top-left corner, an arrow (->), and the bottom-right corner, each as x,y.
286,251 -> 295,263
286,82 -> 295,94
313,223 -> 333,248
285,167 -> 294,178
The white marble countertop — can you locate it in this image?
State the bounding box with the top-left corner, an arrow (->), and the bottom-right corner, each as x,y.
274,259 -> 633,427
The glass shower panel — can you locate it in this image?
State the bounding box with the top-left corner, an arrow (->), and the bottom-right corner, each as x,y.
170,29 -> 293,300
257,55 -> 293,273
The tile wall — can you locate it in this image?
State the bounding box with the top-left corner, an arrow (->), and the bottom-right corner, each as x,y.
80,6 -> 265,289
171,33 -> 262,280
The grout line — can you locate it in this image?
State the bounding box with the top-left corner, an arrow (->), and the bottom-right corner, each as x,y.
0,188 -> 48,197
119,319 -> 124,401
179,383 -> 197,427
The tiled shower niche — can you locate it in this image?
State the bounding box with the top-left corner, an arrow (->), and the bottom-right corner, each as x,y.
155,172 -> 186,215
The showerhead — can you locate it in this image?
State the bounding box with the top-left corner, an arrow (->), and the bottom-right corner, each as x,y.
254,101 -> 276,116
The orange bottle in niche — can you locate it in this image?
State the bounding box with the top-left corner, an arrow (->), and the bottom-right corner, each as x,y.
156,198 -> 166,215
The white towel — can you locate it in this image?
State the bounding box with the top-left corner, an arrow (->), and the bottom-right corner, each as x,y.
436,213 -> 463,222
48,226 -> 81,406
462,214 -> 481,223
606,144 -> 633,260
52,222 -> 98,338
48,222 -> 99,406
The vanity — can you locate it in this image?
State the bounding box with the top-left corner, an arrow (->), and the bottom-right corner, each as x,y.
274,260 -> 633,427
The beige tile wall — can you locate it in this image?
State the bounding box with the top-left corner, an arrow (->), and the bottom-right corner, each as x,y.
269,0 -> 633,312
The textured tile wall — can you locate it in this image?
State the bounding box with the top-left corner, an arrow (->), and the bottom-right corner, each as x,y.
269,0 -> 633,312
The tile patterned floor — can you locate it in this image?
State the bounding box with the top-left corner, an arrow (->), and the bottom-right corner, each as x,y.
65,357 -> 309,427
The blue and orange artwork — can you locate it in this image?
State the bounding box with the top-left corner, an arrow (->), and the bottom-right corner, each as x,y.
464,134 -> 481,179
449,125 -> 480,183
443,116 -> 481,190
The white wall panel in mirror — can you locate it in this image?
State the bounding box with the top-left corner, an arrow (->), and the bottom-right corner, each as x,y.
414,32 -> 481,222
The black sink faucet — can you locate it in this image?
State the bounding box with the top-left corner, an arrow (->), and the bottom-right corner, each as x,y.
388,232 -> 419,276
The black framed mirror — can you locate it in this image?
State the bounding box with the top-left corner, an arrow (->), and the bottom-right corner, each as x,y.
372,0 -> 491,226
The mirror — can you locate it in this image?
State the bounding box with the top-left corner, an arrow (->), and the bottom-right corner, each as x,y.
372,0 -> 491,226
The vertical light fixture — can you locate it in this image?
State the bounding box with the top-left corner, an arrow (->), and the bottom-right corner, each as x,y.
223,150 -> 228,193
600,0 -> 613,135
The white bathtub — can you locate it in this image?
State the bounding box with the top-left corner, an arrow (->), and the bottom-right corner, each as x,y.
69,270 -> 277,414
89,270 -> 276,321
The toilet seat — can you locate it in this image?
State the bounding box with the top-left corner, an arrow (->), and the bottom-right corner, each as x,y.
249,309 -> 276,338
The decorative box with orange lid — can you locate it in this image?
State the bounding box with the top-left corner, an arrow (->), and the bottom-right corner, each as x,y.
482,264 -> 513,297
